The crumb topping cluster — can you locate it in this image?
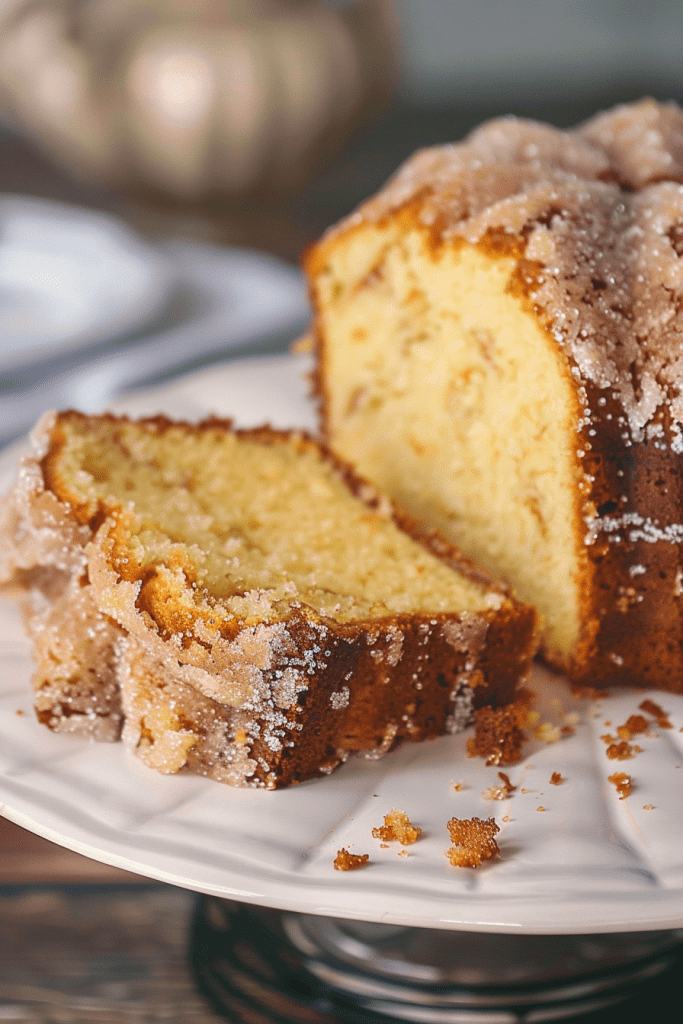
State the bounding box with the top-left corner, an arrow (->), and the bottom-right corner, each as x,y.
372,808 -> 422,845
334,849 -> 369,871
445,817 -> 500,868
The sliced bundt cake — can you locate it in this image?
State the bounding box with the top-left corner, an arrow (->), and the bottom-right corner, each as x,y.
0,411 -> 536,788
306,98 -> 683,692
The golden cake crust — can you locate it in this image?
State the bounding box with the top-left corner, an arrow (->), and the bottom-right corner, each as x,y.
306,98 -> 683,692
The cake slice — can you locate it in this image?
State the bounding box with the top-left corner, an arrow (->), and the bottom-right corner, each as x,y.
0,411 -> 536,788
306,98 -> 683,693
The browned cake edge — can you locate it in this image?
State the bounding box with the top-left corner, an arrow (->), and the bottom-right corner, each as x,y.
305,192 -> 683,695
0,411 -> 538,789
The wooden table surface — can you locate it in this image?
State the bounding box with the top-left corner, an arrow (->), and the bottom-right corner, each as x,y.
0,885 -> 226,1022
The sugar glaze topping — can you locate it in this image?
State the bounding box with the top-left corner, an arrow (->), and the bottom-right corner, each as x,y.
337,99 -> 683,446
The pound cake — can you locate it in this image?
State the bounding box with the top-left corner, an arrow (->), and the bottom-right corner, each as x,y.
306,98 -> 683,692
0,411 -> 536,788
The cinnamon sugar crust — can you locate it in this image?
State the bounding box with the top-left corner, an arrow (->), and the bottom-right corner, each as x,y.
307,98 -> 683,692
0,411 -> 536,788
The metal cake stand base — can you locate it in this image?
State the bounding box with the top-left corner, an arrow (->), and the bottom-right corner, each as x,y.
189,896 -> 682,1024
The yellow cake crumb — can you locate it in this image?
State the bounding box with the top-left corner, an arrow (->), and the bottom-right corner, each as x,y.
606,740 -> 640,761
372,808 -> 422,845
445,816 -> 500,868
616,714 -> 649,740
481,771 -> 516,800
334,848 -> 369,871
608,772 -> 632,799
639,699 -> 672,729
534,722 -> 561,743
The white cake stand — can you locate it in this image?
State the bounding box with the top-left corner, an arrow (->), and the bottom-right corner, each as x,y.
1,354 -> 682,1022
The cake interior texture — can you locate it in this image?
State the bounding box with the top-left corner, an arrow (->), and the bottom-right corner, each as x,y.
46,415 -> 496,622
0,412 -> 536,788
313,229 -> 581,667
307,98 -> 683,691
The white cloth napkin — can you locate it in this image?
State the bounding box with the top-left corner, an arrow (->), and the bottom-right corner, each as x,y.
0,196 -> 309,445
